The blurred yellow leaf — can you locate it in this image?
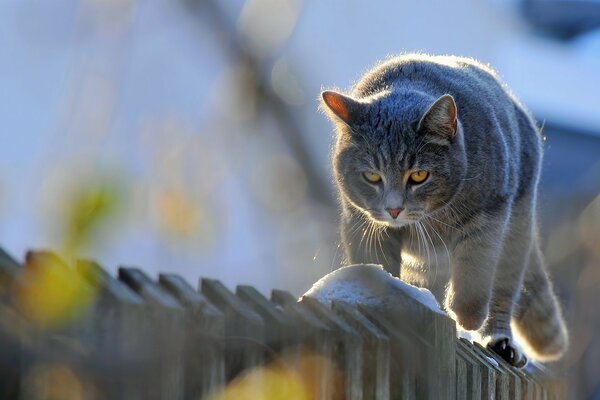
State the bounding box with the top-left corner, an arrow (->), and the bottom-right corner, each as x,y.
23,363 -> 84,400
155,188 -> 200,239
15,252 -> 96,329
207,350 -> 340,400
61,180 -> 123,255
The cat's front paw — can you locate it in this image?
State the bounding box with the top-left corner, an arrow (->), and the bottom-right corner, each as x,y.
446,296 -> 488,331
488,337 -> 527,368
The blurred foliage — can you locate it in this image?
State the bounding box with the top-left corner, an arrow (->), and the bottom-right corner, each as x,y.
60,179 -> 124,257
207,349 -> 340,400
21,363 -> 85,400
14,252 -> 96,329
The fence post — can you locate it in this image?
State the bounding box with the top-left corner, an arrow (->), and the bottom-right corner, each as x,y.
0,250 -> 569,399
119,267 -> 185,400
236,285 -> 299,354
271,289 -> 336,400
455,339 -> 484,400
200,279 -> 264,382
476,341 -> 523,399
158,273 -> 226,399
525,363 -> 554,400
301,296 -> 364,400
459,338 -> 500,399
0,248 -> 25,400
358,304 -> 419,399
77,260 -> 146,399
331,300 -> 390,400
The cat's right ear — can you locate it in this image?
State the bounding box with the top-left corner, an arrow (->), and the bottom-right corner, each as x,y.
418,94 -> 458,139
320,91 -> 365,126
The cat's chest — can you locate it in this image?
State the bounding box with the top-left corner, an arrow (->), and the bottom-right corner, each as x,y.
399,224 -> 458,258
398,225 -> 457,291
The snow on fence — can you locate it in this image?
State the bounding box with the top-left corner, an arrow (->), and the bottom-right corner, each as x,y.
0,248 -> 564,399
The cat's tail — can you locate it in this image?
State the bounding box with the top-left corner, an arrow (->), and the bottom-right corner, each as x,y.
512,246 -> 569,361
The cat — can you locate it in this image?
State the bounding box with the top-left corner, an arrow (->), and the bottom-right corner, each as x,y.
320,54 -> 568,367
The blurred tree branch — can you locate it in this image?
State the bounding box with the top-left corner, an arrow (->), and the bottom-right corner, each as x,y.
185,0 -> 336,212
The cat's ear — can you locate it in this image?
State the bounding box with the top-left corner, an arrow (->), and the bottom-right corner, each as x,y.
418,94 -> 458,139
321,90 -> 365,126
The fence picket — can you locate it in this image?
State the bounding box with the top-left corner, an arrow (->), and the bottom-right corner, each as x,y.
0,249 -> 566,399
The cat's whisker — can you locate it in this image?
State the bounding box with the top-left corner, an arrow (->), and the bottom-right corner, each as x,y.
346,221 -> 361,243
416,221 -> 430,272
330,242 -> 342,272
424,217 -> 452,293
420,220 -> 439,288
368,220 -> 379,262
357,218 -> 371,250
377,226 -> 390,267
349,219 -> 366,240
365,221 -> 371,257
426,215 -> 466,235
425,216 -> 452,266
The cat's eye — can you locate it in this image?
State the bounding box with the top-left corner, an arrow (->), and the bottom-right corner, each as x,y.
363,171 -> 382,183
409,170 -> 429,184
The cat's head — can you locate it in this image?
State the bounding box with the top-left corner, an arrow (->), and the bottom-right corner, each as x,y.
321,90 -> 467,228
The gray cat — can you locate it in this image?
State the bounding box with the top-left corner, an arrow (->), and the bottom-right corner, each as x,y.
320,54 -> 568,367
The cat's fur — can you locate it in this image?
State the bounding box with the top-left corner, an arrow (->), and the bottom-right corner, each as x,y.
320,54 -> 568,366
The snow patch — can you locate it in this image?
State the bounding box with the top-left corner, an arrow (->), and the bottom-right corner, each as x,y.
302,264 -> 445,314
484,355 -> 499,368
457,329 -> 475,341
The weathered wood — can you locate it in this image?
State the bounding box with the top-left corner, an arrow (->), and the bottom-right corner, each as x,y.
358,304 -> 421,399
159,273 -> 225,399
456,355 -> 468,400
526,363 -> 554,400
306,265 -> 458,400
476,342 -> 523,400
355,300 -> 455,399
0,248 -> 24,400
200,278 -> 264,382
119,267 -> 185,400
301,296 -> 363,400
271,289 -> 336,400
0,252 -> 567,399
483,347 -> 534,400
77,260 -> 146,400
458,339 -> 497,399
0,252 -> 103,400
472,342 -> 511,400
332,300 -> 390,400
0,247 -> 20,290
455,340 -> 484,400
236,285 -> 299,353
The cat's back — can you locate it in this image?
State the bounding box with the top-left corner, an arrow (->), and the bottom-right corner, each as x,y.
352,54 -> 512,108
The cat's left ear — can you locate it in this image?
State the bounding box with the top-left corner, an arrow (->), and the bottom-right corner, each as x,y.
418,94 -> 458,139
321,90 -> 365,126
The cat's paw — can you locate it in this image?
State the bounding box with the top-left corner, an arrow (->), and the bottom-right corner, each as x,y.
488,337 -> 527,368
446,296 -> 487,331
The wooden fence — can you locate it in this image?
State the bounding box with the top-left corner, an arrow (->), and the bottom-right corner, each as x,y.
0,248 -> 564,399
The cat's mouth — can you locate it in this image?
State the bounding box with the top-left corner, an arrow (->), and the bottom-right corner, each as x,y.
367,210 -> 425,228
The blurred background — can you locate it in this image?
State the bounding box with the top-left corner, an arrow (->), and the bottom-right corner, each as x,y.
1,0 -> 600,397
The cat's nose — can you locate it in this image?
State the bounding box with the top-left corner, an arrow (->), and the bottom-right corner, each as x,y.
386,208 -> 403,219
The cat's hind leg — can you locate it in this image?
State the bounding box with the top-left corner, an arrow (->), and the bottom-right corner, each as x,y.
512,243 -> 569,361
